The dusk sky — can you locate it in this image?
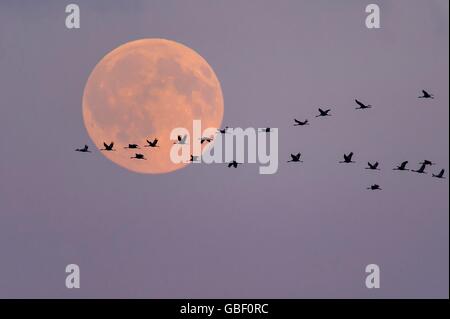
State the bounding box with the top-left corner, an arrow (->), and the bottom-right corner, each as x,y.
0,0 -> 448,298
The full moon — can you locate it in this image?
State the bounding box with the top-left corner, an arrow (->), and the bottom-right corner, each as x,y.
82,39 -> 224,174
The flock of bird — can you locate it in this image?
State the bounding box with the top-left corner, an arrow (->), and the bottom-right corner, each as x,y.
75,134 -> 217,162
76,89 -> 446,189
284,90 -> 444,190
76,138 -> 160,161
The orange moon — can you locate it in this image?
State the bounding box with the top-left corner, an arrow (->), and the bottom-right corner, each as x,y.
82,39 -> 224,174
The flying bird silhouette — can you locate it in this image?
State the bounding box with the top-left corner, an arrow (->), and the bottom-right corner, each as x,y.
418,90 -> 434,99
287,153 -> 303,163
293,119 -> 309,126
130,153 -> 147,160
432,169 -> 445,179
101,142 -> 115,151
367,184 -> 382,190
75,145 -> 91,153
316,108 -> 331,117
174,135 -> 188,145
355,99 -> 372,110
190,155 -> 200,162
227,160 -> 242,168
145,138 -> 159,148
124,144 -> 139,149
412,163 -> 428,174
200,136 -> 214,144
393,161 -> 409,171
339,152 -> 355,163
419,160 -> 435,166
365,162 -> 380,170
217,127 -> 229,134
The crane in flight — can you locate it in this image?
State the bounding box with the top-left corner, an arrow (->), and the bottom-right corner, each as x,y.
339,152 -> 355,163
365,162 -> 380,170
227,160 -> 242,168
287,153 -> 303,163
355,99 -> 372,110
124,144 -> 139,149
393,161 -> 409,171
418,90 -> 434,99
432,169 -> 445,179
293,119 -> 309,126
145,138 -> 159,148
217,126 -> 229,134
101,142 -> 115,151
200,136 -> 214,144
315,108 -> 331,117
367,184 -> 382,190
190,155 -> 200,162
130,153 -> 147,160
419,160 -> 435,166
75,145 -> 91,153
412,163 -> 428,174
174,135 -> 188,145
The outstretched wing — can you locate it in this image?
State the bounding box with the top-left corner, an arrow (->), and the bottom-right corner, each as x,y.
355,99 -> 364,107
103,142 -> 108,148
344,152 -> 353,161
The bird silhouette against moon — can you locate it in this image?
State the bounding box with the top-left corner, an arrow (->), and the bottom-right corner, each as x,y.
82,38 -> 224,174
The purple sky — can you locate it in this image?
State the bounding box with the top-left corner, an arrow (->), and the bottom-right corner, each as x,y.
0,0 -> 448,298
